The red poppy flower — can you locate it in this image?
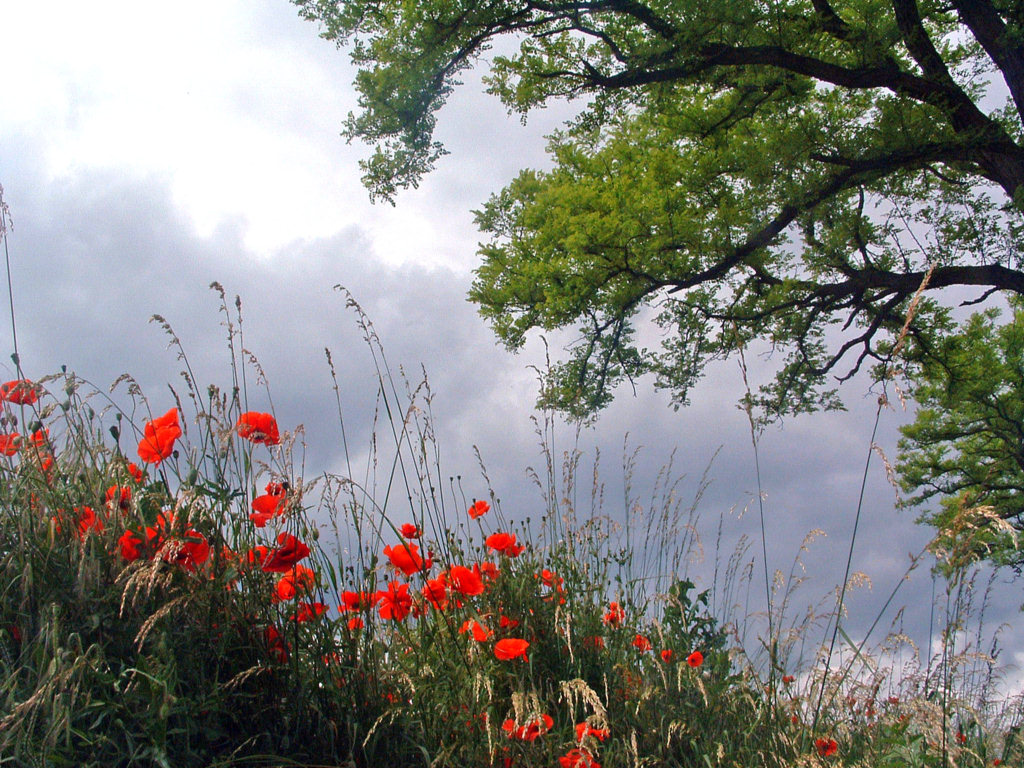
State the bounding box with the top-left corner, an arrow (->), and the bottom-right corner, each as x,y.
0,433 -> 20,456
118,529 -> 143,561
105,485 -> 132,513
347,615 -> 364,630
448,564 -> 485,596
144,512 -> 207,572
584,635 -> 605,650
660,649 -> 674,663
782,674 -> 795,684
74,506 -> 103,539
261,533 -> 311,572
544,587 -> 567,605
502,713 -> 553,741
246,545 -> 269,567
375,581 -> 413,621
28,429 -> 53,473
468,499 -> 489,519
537,568 -> 563,588
499,614 -> 519,629
250,482 -> 288,527
274,563 -> 315,601
494,638 -> 529,661
603,601 -> 624,626
143,511 -> 171,549
815,738 -> 838,758
632,634 -> 652,653
235,411 -> 280,445
339,589 -> 378,612
486,532 -> 524,557
686,650 -> 704,668
478,561 -> 499,581
422,576 -> 449,610
575,722 -> 609,743
292,602 -> 328,622
162,530 -> 210,572
400,522 -> 421,538
459,619 -> 493,642
384,542 -> 432,576
137,408 -> 182,465
559,748 -> 600,768
0,379 -> 38,405
127,462 -> 144,483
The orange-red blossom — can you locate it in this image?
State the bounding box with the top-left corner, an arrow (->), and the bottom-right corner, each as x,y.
0,379 -> 39,405
250,482 -> 288,527
274,564 -> 315,601
235,411 -> 280,445
576,722 -> 609,743
261,533 -> 311,572
815,738 -> 838,758
486,531 -> 524,557
375,581 -> 413,621
603,601 -> 624,626
384,542 -> 432,576
560,748 -> 600,768
502,713 -> 552,741
494,638 -> 529,661
459,619 -> 493,642
137,408 -> 182,465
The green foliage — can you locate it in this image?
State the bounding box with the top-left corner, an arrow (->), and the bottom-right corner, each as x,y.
662,579 -> 729,661
897,299 -> 1024,570
296,0 -> 1024,423
0,380 -> 354,766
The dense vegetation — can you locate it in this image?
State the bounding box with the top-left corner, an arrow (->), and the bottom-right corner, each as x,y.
0,291 -> 1019,766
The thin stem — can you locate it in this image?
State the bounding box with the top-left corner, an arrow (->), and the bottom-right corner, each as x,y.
736,346 -> 775,696
813,394 -> 884,730
1,185 -> 21,377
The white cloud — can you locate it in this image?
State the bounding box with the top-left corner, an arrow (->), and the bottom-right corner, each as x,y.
0,0 -> 568,265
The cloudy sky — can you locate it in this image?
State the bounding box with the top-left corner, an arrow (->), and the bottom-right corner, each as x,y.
2,0 -> 1020,687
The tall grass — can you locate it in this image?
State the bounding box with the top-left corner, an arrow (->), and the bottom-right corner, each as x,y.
0,284 -> 1020,767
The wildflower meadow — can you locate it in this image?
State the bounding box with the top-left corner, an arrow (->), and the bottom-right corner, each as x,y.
0,285 -> 1021,767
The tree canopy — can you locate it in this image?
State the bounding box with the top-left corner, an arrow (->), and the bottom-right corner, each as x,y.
295,0 -> 1024,559
897,299 -> 1024,569
295,0 -> 1023,419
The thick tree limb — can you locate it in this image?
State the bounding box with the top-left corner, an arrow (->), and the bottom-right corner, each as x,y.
953,0 -> 1024,116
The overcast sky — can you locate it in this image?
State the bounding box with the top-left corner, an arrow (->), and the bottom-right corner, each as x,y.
2,0 -> 1020,689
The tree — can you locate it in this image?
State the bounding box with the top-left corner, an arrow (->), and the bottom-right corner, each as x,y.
897,299 -> 1024,569
295,0 -> 1023,417
295,0 -> 1024,553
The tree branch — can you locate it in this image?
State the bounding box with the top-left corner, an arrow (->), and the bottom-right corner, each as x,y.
810,0 -> 857,41
952,0 -> 1024,117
